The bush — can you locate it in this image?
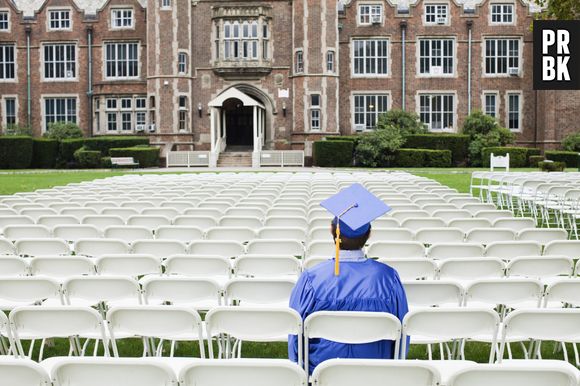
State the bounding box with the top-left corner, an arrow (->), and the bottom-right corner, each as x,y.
462,111 -> 499,137
84,136 -> 150,155
32,138 -> 59,168
462,111 -> 515,166
539,161 -> 566,172
526,148 -> 541,157
354,123 -> 405,167
313,141 -> 354,167
545,150 -> 579,168
403,134 -> 469,166
74,148 -> 102,169
0,136 -> 33,169
109,147 -> 160,168
44,122 -> 83,141
380,109 -> 426,137
529,155 -> 545,168
4,125 -> 32,136
58,138 -> 85,168
562,132 -> 580,152
482,147 -> 528,168
101,157 -> 113,168
395,149 -> 452,168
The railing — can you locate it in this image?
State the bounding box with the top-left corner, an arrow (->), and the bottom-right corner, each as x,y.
260,151 -> 304,167
166,151 -> 211,167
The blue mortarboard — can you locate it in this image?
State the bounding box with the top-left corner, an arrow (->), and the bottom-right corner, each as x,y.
320,183 -> 391,276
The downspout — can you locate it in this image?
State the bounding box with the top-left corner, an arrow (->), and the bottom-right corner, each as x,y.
25,26 -> 31,128
467,20 -> 473,115
86,26 -> 93,137
400,20 -> 407,111
534,89 -> 538,147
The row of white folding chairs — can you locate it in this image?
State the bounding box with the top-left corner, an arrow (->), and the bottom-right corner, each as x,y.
2,357 -> 579,386
0,238 -> 306,258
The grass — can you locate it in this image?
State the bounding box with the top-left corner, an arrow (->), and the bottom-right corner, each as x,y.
0,172 -> 127,195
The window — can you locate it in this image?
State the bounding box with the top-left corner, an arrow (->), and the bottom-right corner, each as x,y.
48,10 -> 71,30
262,22 -> 269,60
4,98 -> 16,127
44,97 -> 76,131
507,93 -> 521,131
310,94 -> 321,131
105,42 -> 139,79
485,39 -> 520,75
425,4 -> 448,24
359,4 -> 383,24
112,9 -> 134,29
179,96 -> 188,132
419,94 -> 454,131
0,11 -> 9,31
0,44 -> 15,80
295,50 -> 304,73
353,94 -> 388,131
327,50 -> 335,73
136,97 -> 146,127
101,96 -> 147,132
44,44 -> 76,80
223,21 -> 260,60
178,52 -> 188,74
161,0 -> 171,8
419,39 -> 453,75
491,4 -> 514,24
484,93 -> 498,118
353,39 -> 388,76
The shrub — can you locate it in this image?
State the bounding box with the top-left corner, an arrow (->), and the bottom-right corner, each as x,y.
4,125 -> 32,136
545,150 -> 579,168
32,138 -> 59,168
44,122 -> 83,141
109,147 -> 160,168
84,136 -> 150,155
482,147 -> 528,168
462,111 -> 515,166
529,155 -> 545,168
101,157 -> 113,168
74,148 -> 102,169
539,161 -> 565,172
403,134 -> 469,166
562,132 -> 580,152
462,111 -> 499,137
0,136 -> 33,169
58,138 -> 85,168
526,148 -> 541,157
354,124 -> 404,167
380,109 -> 426,137
313,141 -> 354,167
395,149 -> 452,168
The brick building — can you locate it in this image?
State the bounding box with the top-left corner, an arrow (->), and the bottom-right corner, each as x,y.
0,0 -> 577,165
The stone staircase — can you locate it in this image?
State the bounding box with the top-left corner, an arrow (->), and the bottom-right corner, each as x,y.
217,152 -> 253,167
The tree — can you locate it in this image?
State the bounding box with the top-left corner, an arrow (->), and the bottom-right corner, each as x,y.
381,109 -> 427,137
354,117 -> 405,167
534,0 -> 579,20
462,111 -> 515,166
43,122 -> 83,141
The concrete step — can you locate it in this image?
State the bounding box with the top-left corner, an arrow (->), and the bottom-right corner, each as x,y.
217,152 -> 252,167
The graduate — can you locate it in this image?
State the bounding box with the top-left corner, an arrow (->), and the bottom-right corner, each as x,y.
288,183 -> 409,373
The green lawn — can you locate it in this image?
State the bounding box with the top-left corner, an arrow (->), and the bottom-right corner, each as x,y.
0,171 -> 127,195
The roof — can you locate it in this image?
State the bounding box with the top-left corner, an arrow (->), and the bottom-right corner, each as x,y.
12,0 -> 147,17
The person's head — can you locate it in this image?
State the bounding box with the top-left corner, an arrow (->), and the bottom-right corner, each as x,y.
330,220 -> 371,250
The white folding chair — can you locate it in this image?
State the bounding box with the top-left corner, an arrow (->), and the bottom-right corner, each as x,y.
206,227 -> 257,243
141,276 -> 221,310
20,209 -> 58,221
257,227 -> 307,241
10,306 -> 109,360
465,228 -> 516,244
403,280 -> 464,309
107,305 -> 205,358
517,228 -> 568,244
127,216 -> 171,232
0,277 -> 62,310
302,257 -> 328,270
132,240 -> 187,259
0,311 -> 12,355
178,359 -> 307,386
367,242 -> 426,259
474,210 -> 514,222
415,228 -> 465,244
218,217 -> 263,230
75,239 -> 130,258
59,208 -> 99,221
15,239 -> 70,257
101,208 -> 139,221
264,216 -> 308,229
306,241 -> 335,259
233,255 -> 301,278
431,209 -> 474,224
371,218 -> 400,228
205,306 -> 302,361
164,255 -> 232,286
427,243 -> 485,260
485,241 -> 542,261
141,208 -> 180,219
304,311 -> 402,376
0,237 -> 16,255
448,219 -> 492,233
225,207 -> 266,218
43,357 -> 178,386
29,256 -> 95,279
225,278 -> 296,307
246,240 -> 304,257
391,210 -> 430,222
188,241 -> 245,259
506,256 -> 574,285
182,208 -> 224,219
37,215 -> 80,229
379,258 -> 437,280
173,216 -> 218,231
464,278 -> 544,311
493,218 -> 536,232
155,226 -> 204,243
544,240 -> 580,259
0,216 -> 35,232
103,226 -> 153,244
3,225 -> 51,241
366,228 -> 415,243
81,215 -> 125,229
311,359 -> 441,386
544,278 -> 580,308
0,256 -> 28,277
401,218 -> 447,232
438,258 -> 505,285
460,203 -> 497,215
63,275 -> 142,310
401,308 -> 500,362
53,225 -> 102,243
96,254 -> 162,277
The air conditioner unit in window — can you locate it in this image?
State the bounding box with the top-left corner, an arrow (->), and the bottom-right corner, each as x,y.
355,124 -> 365,132
508,68 -> 519,76
148,124 -> 156,132
135,125 -> 146,132
66,70 -> 74,78
431,66 -> 443,75
436,17 -> 447,24
371,15 -> 382,24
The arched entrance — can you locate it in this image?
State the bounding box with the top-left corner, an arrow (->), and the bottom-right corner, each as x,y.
208,87 -> 266,167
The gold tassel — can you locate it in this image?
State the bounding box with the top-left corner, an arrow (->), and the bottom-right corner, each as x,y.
334,222 -> 341,276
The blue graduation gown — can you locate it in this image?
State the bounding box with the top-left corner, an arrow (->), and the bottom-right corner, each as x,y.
288,252 -> 409,373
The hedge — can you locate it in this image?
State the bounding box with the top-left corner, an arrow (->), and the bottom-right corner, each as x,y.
109,147 -> 160,168
529,155 -> 545,168
58,138 -> 85,167
313,141 -> 354,167
0,136 -> 33,169
545,151 -> 579,168
526,148 -> 541,158
74,149 -> 102,169
482,147 -> 528,168
395,149 -> 452,168
32,138 -> 59,168
84,136 -> 149,155
539,161 -> 566,172
403,134 -> 469,166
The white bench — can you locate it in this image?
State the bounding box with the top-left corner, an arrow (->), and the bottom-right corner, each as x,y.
111,157 -> 139,168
